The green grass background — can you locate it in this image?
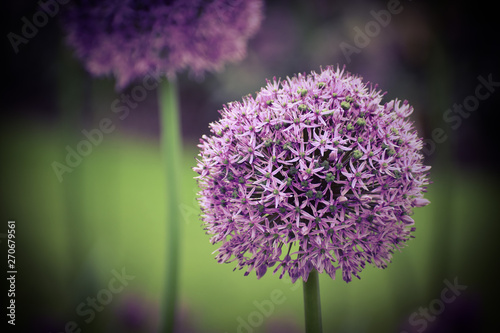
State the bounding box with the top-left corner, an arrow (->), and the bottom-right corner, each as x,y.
1,118 -> 497,333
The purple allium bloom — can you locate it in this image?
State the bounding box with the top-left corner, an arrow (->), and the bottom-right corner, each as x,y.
194,66 -> 431,283
63,0 -> 264,89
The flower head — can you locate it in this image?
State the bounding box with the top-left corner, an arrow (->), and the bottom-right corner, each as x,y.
194,66 -> 430,283
63,0 -> 264,89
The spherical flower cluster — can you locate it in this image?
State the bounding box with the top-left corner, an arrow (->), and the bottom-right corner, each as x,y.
194,66 -> 430,283
63,0 -> 263,89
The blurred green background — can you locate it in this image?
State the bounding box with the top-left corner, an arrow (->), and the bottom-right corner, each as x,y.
2,0 -> 500,332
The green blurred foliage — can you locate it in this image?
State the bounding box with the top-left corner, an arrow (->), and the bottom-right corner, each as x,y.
1,122 -> 497,332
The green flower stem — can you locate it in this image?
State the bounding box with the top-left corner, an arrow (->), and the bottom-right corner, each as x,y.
159,79 -> 182,333
303,269 -> 323,333
428,37 -> 453,298
57,42 -> 91,282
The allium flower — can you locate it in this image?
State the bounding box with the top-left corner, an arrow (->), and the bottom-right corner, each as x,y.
194,66 -> 431,283
63,0 -> 264,89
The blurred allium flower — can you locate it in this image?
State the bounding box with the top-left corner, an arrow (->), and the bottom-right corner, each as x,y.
194,66 -> 431,283
63,0 -> 264,89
